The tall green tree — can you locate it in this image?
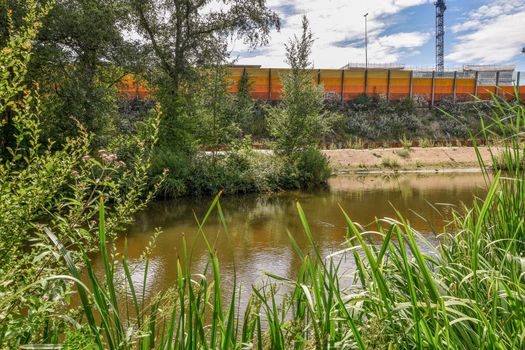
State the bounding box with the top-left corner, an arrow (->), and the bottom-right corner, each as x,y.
130,0 -> 280,195
231,68 -> 254,136
130,0 -> 279,101
268,15 -> 328,157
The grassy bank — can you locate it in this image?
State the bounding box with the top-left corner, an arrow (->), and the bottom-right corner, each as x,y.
32,99 -> 524,349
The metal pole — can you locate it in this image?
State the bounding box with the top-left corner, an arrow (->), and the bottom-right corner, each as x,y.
409,71 -> 414,98
364,69 -> 368,97
453,71 -> 457,102
386,69 -> 391,102
431,71 -> 436,107
268,68 -> 272,101
341,69 -> 345,102
474,71 -> 479,98
495,71 -> 500,96
517,71 -> 521,100
364,13 -> 368,70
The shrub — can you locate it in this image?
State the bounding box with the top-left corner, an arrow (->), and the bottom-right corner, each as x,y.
395,148 -> 410,158
293,148 -> 332,187
0,5 -> 161,346
382,157 -> 400,169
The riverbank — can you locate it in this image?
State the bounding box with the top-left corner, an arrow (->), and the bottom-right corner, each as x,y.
324,146 -> 494,173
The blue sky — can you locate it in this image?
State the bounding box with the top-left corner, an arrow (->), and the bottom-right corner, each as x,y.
230,0 -> 525,71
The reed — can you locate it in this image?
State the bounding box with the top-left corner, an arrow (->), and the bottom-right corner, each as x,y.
50,96 -> 525,349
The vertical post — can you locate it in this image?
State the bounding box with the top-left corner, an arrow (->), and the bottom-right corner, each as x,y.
495,71 -> 500,97
409,71 -> 414,98
453,71 -> 457,102
364,69 -> 368,97
268,68 -> 272,101
517,71 -> 521,101
341,70 -> 345,102
431,71 -> 436,107
386,69 -> 391,102
135,79 -> 140,100
317,69 -> 321,85
474,71 -> 479,98
364,13 -> 368,70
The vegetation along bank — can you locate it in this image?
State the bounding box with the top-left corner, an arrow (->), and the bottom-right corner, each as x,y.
1,0 -> 525,348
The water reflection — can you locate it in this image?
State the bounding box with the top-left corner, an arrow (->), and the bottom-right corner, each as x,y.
94,172 -> 487,302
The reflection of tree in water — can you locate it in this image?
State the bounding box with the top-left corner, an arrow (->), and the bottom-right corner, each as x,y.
100,173 -> 487,315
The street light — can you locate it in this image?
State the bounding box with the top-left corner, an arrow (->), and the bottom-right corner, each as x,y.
364,13 -> 369,70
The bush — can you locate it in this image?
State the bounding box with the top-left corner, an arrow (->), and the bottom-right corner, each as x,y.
0,5 -> 161,346
294,148 -> 332,187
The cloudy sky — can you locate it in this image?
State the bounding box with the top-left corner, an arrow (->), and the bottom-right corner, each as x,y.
229,0 -> 525,71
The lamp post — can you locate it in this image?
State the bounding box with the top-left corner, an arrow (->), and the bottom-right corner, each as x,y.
364,13 -> 369,70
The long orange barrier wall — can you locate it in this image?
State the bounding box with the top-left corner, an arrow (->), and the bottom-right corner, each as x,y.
226,67 -> 525,104
117,68 -> 525,104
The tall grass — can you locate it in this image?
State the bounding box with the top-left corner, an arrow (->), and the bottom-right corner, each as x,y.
48,96 -> 525,349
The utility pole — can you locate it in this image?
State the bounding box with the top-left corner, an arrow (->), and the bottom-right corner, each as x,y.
364,13 -> 368,70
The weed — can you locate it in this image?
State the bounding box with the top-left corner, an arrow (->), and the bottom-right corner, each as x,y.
399,135 -> 412,149
381,157 -> 400,169
418,137 -> 435,148
395,148 -> 410,158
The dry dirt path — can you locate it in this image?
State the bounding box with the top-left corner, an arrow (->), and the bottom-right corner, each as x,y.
323,147 -> 495,173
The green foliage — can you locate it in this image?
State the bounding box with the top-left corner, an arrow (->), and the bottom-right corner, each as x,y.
0,7 -> 162,347
55,96 -> 525,349
294,147 -> 332,187
195,67 -> 240,148
395,148 -> 411,158
1,0 -> 142,147
130,0 -> 280,179
268,16 -> 330,157
381,156 -> 400,169
230,68 -> 255,136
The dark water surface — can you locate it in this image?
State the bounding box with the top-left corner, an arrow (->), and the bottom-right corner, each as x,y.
95,172 -> 487,303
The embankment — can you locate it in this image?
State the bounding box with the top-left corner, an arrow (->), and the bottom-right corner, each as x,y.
324,146 -> 494,173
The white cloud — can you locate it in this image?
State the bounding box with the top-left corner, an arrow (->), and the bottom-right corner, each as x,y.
231,0 -> 432,68
447,0 -> 525,64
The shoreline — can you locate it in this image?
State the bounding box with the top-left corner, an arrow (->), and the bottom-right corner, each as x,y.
323,146 -> 493,174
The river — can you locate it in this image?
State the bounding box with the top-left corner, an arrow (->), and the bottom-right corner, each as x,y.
92,172 -> 487,307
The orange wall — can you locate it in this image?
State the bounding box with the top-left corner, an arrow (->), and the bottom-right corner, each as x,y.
225,68 -> 525,103
118,69 -> 525,103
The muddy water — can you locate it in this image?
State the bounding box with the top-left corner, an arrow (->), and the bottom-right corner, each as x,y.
96,172 -> 487,303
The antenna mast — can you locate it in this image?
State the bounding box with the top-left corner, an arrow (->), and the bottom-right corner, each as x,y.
435,0 -> 446,75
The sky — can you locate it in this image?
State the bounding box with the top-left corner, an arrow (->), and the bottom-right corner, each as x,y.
229,0 -> 525,72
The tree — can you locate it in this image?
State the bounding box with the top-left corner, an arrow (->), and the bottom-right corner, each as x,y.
130,0 -> 279,101
268,15 -> 328,157
129,0 -> 279,195
1,0 -> 142,147
232,68 -> 254,136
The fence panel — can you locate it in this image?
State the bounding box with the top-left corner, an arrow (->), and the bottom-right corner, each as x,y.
389,70 -> 411,101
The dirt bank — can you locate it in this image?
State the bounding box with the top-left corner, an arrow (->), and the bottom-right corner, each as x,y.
323,147 -> 494,173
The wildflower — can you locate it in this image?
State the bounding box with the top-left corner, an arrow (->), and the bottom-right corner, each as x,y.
101,152 -> 118,165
